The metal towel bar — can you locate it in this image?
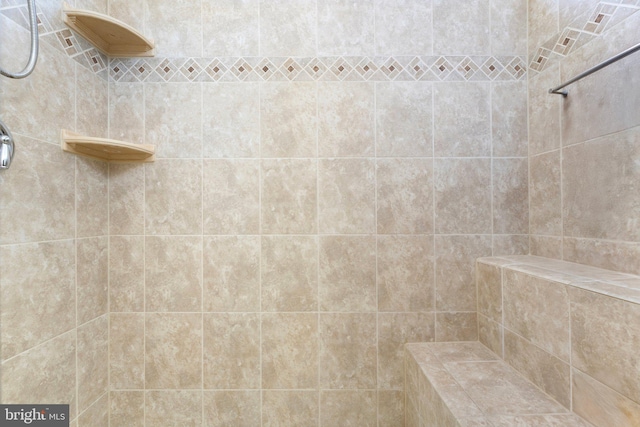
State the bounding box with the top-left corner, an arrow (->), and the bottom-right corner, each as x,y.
549,41 -> 640,97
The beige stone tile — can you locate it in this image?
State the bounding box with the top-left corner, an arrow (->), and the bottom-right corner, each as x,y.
145,236 -> 202,312
318,158 -> 375,234
262,313 -> 318,389
478,314 -> 503,358
492,81 -> 528,157
530,235 -> 563,259
145,0 -> 201,56
76,237 -> 108,324
486,413 -> 595,427
563,129 -> 640,242
259,0 -> 316,56
262,391 -> 319,427
145,391 -> 203,427
504,329 -> 570,409
145,313 -> 202,389
203,159 -> 260,234
319,313 -> 377,389
1,331 -> 76,419
202,83 -> 260,158
203,313 -> 260,389
202,0 -> 259,56
77,393 -> 108,427
572,368 -> 640,427
558,0 -> 598,29
203,391 -> 261,427
0,137 -> 75,244
503,269 -> 571,361
109,164 -> 145,235
434,0 -> 490,54
145,160 -> 203,235
376,82 -> 433,157
109,236 -> 144,312
434,82 -> 490,157
110,313 -> 144,390
319,236 -> 376,312
527,0 -> 559,58
109,82 -> 144,144
320,390 -> 376,426
261,159 -> 317,234
434,158 -> 492,234
260,82 -> 317,158
76,0 -> 107,13
436,235 -> 491,312
528,64 -> 561,155
530,150 -> 562,235
378,313 -> 435,389
374,0 -> 432,55
76,66 -> 107,138
1,241 -> 75,360
490,0 -> 527,55
110,391 -> 144,427
378,235 -> 434,312
145,83 -> 202,158
493,158 -> 528,235
77,316 -> 108,412
563,237 -> 640,276
108,0 -> 144,31
76,158 -> 108,238
262,236 -> 318,312
318,82 -> 374,157
570,287 -> 640,404
492,234 -> 530,256
427,342 -> 499,364
318,0 -> 374,55
203,236 -> 260,312
378,390 -> 404,427
377,158 -> 433,234
436,312 -> 478,342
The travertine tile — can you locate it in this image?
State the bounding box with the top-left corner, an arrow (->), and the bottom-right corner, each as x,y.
110,391 -> 144,427
530,150 -> 562,235
203,159 -> 260,234
478,314 -> 503,357
486,414 -> 595,427
374,0 -> 432,55
318,158 -> 375,234
110,313 -> 144,390
76,159 -> 108,238
528,64 -> 561,155
108,0 -> 144,31
317,0 -> 374,55
76,65 -> 107,138
77,316 -> 108,412
320,390 -> 377,426
145,236 -> 202,312
436,312 -> 478,342
261,236 -> 318,312
434,82 -> 490,157
378,235 -> 434,312
77,237 -> 108,324
378,390 -> 404,427
563,237 -> 640,276
493,158 -> 528,235
318,82 -> 374,157
376,82 -> 433,157
529,235 -> 563,260
260,82 -> 317,158
262,391 -> 319,427
203,83 -> 260,158
0,241 -> 75,360
108,82 -> 144,144
76,393 -> 108,427
145,0 -> 202,57
262,313 -> 318,389
203,391 -> 261,427
377,158 -> 433,234
427,342 -> 498,363
319,236 -> 376,312
319,313 -> 377,389
145,391 -> 203,427
203,236 -> 260,312
109,164 -> 144,235
503,269 -> 571,361
492,81 -> 528,157
109,236 -> 144,312
492,234 -> 530,256
203,313 -> 260,389
202,0 -> 259,57
145,313 -> 202,389
259,0 -> 316,56
527,0 -> 559,58
261,159 -> 317,234
433,0 -> 490,55
490,0 -> 527,55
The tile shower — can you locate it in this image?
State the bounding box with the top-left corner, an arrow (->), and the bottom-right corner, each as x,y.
0,1 -> 638,427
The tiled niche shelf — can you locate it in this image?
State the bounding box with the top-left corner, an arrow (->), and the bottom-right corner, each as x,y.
61,130 -> 155,163
62,2 -> 155,57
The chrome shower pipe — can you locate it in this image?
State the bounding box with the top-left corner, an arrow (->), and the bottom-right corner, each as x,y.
0,119 -> 15,169
0,0 -> 39,79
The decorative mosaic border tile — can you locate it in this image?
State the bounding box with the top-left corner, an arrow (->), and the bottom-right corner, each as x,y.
530,0 -> 640,74
109,55 -> 527,83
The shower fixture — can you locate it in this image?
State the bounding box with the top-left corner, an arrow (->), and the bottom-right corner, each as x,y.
0,119 -> 15,170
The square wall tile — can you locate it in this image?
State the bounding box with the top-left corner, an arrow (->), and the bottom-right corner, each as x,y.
76,158 -> 108,238
528,64 -> 561,156
318,82 -> 374,157
109,236 -> 144,312
476,261 -> 503,323
492,81 -> 528,157
378,390 -> 405,427
204,391 -> 261,427
318,0 -> 374,55
318,158 -> 375,234
435,312 -> 478,342
203,236 -> 260,312
77,237 -> 108,324
262,391 -> 319,427
145,391 -> 202,427
261,236 -> 318,312
260,0 -> 317,56
109,0 -> 144,32
145,0 -> 202,57
320,390 -> 377,426
77,316 -> 108,412
528,0 -> 559,56
77,393 -> 108,427
375,0 -> 433,55
110,391 -> 144,427
76,66 -> 108,138
376,82 -> 433,157
493,158 -> 529,235
109,164 -> 144,235
109,82 -> 144,144
530,150 -> 562,236
110,313 -> 144,390
490,0 -> 527,55
478,313 -> 503,357
433,0 -> 490,55
202,0 -> 259,57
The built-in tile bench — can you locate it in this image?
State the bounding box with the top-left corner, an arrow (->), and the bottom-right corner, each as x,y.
405,255 -> 640,427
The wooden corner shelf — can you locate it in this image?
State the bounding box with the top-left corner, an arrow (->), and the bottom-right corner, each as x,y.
61,130 -> 155,163
62,2 -> 155,57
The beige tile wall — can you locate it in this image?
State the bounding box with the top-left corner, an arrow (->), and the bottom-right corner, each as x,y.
0,1 -> 109,425
528,1 -> 640,275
